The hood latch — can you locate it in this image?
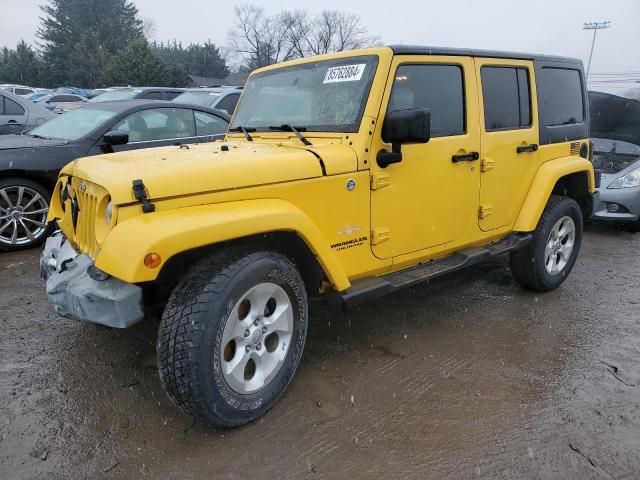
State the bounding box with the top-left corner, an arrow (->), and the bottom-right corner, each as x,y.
132,179 -> 156,214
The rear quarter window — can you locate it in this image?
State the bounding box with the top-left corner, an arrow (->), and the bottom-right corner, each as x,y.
539,68 -> 584,126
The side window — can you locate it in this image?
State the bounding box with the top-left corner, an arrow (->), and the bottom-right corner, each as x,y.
388,64 -> 465,137
4,96 -> 25,116
195,111 -> 228,136
115,108 -> 196,142
215,93 -> 240,114
15,88 -> 33,96
164,91 -> 182,101
142,92 -> 163,100
539,68 -> 584,126
481,66 -> 531,131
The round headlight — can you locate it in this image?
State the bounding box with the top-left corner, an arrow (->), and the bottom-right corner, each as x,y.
105,200 -> 113,225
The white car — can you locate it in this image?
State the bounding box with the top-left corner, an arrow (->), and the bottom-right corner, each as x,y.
173,86 -> 242,115
0,84 -> 36,97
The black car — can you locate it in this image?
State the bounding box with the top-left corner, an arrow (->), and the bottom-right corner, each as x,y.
0,100 -> 229,251
90,87 -> 185,102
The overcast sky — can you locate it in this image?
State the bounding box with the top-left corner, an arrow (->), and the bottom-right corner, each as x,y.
1,0 -> 639,91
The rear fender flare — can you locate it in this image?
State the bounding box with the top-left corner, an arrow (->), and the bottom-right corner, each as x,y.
513,156 -> 595,232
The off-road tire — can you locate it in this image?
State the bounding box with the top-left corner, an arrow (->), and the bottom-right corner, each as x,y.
157,249 -> 308,427
510,195 -> 583,292
0,177 -> 54,252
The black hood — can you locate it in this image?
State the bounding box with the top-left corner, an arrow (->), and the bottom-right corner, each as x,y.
0,134 -> 69,151
589,91 -> 640,147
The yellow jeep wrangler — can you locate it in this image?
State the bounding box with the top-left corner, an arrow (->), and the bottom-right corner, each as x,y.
41,46 -> 595,427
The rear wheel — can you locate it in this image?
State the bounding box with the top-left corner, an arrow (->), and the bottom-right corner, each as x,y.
157,249 -> 308,427
510,195 -> 583,292
0,178 -> 54,252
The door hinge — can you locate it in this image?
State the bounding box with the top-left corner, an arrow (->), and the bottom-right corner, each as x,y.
480,158 -> 495,172
371,228 -> 390,245
370,172 -> 391,190
478,205 -> 493,219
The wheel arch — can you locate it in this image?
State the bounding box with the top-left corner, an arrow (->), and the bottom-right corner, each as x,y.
513,156 -> 595,232
95,199 -> 350,291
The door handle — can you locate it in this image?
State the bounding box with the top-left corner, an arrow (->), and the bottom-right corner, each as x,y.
451,151 -> 479,163
517,143 -> 538,154
7,120 -> 18,124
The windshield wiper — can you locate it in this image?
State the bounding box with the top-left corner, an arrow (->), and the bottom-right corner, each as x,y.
229,126 -> 255,141
269,124 -> 312,146
27,133 -> 53,140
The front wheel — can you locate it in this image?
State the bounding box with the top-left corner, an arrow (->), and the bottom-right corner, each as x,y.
157,250 -> 308,427
510,195 -> 583,292
0,178 -> 54,252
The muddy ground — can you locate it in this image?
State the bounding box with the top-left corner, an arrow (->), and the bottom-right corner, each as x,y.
1,225 -> 639,480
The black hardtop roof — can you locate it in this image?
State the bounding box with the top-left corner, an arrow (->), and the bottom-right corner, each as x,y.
389,45 -> 583,65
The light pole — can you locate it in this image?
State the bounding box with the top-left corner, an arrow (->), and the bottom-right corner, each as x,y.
583,21 -> 611,79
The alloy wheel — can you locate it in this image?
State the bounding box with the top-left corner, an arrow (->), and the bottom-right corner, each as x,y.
544,215 -> 576,275
0,185 -> 49,247
220,282 -> 294,394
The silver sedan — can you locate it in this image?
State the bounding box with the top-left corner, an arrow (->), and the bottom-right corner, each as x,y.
0,89 -> 55,135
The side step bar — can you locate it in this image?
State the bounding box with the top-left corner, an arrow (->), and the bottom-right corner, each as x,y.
328,233 -> 532,309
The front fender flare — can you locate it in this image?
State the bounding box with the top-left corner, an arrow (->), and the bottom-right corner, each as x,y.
95,199 -> 351,290
513,155 -> 595,232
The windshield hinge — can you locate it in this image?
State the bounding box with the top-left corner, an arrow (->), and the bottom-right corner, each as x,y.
370,172 -> 391,190
132,179 -> 155,214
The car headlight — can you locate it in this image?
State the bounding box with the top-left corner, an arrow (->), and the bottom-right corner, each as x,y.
608,167 -> 640,189
105,200 -> 113,225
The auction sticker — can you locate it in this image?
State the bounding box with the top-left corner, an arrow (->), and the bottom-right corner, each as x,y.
323,64 -> 366,83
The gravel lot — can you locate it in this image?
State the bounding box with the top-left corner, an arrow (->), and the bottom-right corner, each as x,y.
1,225 -> 639,480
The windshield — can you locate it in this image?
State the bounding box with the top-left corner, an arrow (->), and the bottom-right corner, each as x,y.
174,90 -> 220,107
28,108 -> 117,140
231,55 -> 378,133
89,89 -> 141,102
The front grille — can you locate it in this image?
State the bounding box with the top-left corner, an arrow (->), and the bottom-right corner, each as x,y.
66,177 -> 104,259
75,188 -> 99,258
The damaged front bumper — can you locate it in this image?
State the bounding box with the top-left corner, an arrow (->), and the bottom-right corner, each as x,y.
40,232 -> 144,328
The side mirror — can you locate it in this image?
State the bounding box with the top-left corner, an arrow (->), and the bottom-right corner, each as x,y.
378,108 -> 431,168
103,131 -> 129,146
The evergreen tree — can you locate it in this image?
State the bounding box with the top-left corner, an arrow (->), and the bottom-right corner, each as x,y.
38,0 -> 143,87
110,39 -> 168,86
0,41 -> 43,85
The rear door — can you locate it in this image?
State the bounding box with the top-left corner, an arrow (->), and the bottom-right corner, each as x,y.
475,58 -> 539,231
0,93 -> 28,135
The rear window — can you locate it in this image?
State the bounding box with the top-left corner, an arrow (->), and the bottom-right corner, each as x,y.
481,66 -> 531,131
539,68 -> 584,126
2,96 -> 25,116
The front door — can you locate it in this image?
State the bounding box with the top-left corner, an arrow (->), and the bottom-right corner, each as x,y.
370,56 -> 481,259
475,58 -> 539,231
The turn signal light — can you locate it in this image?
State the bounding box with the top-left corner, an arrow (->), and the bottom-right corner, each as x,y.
144,253 -> 162,269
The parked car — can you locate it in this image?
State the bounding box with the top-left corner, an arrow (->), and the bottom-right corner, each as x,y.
0,89 -> 55,135
0,101 -> 229,250
0,84 -> 36,96
33,93 -> 89,112
173,86 -> 243,115
56,87 -> 89,98
27,91 -> 55,102
89,87 -> 185,103
53,102 -> 88,114
590,91 -> 640,230
40,46 -> 594,428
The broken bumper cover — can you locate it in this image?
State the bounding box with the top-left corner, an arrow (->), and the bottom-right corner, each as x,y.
40,233 -> 144,329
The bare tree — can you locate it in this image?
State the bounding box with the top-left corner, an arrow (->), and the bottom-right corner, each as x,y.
228,5 -> 297,69
228,5 -> 380,69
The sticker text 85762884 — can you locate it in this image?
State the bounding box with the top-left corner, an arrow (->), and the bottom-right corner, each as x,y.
323,64 -> 366,84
